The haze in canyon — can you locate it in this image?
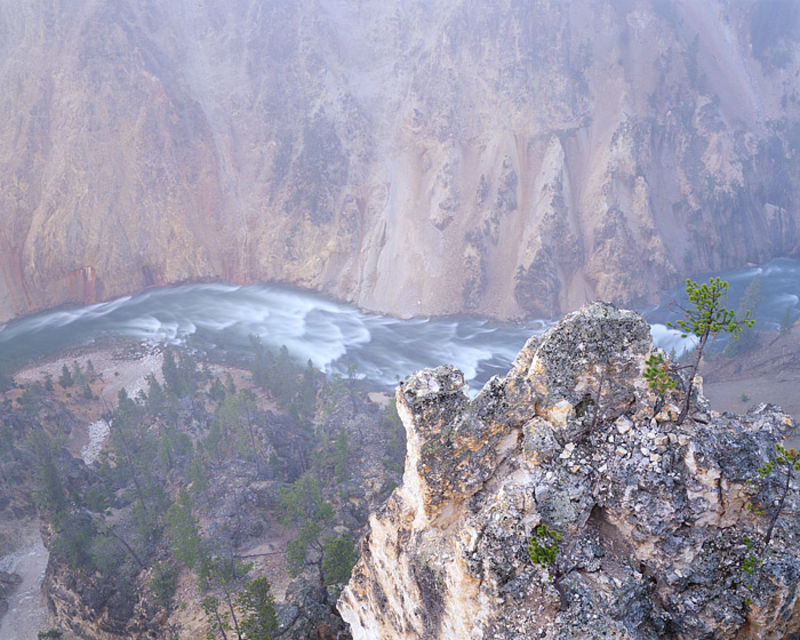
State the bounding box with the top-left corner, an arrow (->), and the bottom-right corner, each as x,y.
2,0 -> 800,323
5,2 -> 800,639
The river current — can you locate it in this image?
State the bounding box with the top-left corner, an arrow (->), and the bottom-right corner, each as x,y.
1,258 -> 799,391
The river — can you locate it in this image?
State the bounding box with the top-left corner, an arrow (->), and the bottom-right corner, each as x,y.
0,280 -> 548,392
2,259 -> 799,391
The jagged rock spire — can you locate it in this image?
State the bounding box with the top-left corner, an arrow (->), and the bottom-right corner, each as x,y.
339,303 -> 799,639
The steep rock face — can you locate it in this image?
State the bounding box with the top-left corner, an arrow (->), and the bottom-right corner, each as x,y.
338,303 -> 800,639
3,1 -> 800,322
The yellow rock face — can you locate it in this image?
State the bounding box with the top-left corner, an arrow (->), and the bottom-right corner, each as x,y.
3,1 -> 800,323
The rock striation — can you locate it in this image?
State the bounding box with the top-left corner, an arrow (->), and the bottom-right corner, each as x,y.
339,303 -> 800,639
2,1 -> 800,322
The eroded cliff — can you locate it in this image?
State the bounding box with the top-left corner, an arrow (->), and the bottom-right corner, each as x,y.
2,0 -> 800,322
339,303 -> 800,639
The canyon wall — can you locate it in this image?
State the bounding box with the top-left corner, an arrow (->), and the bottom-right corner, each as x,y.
1,0 -> 800,322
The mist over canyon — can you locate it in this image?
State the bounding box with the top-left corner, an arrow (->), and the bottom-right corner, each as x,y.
2,0 -> 800,323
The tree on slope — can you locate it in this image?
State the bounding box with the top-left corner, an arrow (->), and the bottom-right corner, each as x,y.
723,274 -> 761,357
669,276 -> 754,425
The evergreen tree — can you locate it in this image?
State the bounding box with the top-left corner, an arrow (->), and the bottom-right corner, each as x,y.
781,306 -> 795,334
277,472 -> 332,526
236,577 -> 279,640
202,596 -> 231,640
210,377 -> 227,406
162,349 -> 184,398
224,372 -> 237,397
249,335 -> 274,390
668,277 -> 754,424
149,561 -> 177,609
321,533 -> 357,587
71,361 -> 85,386
59,364 -> 74,388
723,274 -> 761,357
270,345 -> 295,406
145,373 -> 166,414
110,389 -> 166,536
165,488 -> 203,570
286,519 -> 323,577
28,430 -> 68,516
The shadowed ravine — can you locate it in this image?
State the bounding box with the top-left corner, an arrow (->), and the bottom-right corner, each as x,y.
0,526 -> 48,640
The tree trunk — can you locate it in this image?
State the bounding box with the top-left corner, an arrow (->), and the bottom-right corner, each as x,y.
764,463 -> 793,550
677,329 -> 709,425
224,589 -> 242,640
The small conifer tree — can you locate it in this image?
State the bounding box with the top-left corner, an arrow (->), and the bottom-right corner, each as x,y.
780,306 -> 794,335
723,274 -> 761,357
668,277 -> 754,424
643,351 -> 677,415
58,364 -> 74,388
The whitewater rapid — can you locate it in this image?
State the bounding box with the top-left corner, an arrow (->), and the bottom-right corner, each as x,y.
1,258 -> 798,390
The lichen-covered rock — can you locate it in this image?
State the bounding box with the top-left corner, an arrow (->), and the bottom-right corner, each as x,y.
338,303 -> 800,639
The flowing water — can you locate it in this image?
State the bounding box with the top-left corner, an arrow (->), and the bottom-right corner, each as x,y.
0,282 -> 549,392
2,258 -> 799,391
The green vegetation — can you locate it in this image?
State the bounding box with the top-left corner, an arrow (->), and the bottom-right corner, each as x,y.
741,535 -> 761,582
723,275 -> 761,357
740,443 -> 800,602
165,488 -> 203,570
278,471 -> 356,588
278,472 -> 333,526
5,335 -> 403,637
286,519 -> 324,578
71,361 -> 86,387
150,561 -> 178,608
201,575 -> 278,640
322,533 -> 358,588
200,555 -> 255,639
642,351 -> 677,414
781,306 -> 794,334
236,577 -> 279,640
668,277 -> 754,424
161,348 -> 197,398
58,364 -> 73,388
528,523 -> 561,569
756,443 -> 799,550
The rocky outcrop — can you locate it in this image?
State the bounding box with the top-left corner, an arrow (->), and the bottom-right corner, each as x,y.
339,303 -> 800,639
2,1 -> 800,322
